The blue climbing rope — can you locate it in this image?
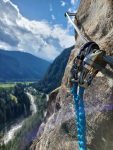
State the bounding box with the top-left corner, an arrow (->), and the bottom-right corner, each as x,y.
71,82 -> 87,150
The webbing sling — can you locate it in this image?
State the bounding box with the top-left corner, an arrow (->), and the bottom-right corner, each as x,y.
71,83 -> 86,150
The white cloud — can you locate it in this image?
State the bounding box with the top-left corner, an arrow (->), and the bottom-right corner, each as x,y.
0,0 -> 75,61
49,4 -> 53,12
68,0 -> 79,13
61,1 -> 66,7
51,14 -> 56,20
71,0 -> 76,5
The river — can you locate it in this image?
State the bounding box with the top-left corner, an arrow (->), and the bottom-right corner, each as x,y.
0,93 -> 37,145
27,92 -> 37,115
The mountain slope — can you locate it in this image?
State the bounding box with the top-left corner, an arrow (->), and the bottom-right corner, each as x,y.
33,45 -> 75,93
0,50 -> 50,82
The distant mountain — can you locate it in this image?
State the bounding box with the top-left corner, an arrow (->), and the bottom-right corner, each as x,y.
0,50 -> 50,82
33,45 -> 74,93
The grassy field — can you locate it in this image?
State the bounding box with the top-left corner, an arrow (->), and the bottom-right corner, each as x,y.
0,82 -> 34,89
0,83 -> 15,89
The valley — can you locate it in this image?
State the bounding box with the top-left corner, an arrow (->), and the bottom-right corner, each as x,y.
0,82 -> 47,150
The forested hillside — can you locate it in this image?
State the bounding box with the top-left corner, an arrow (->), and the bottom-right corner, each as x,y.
0,84 -> 30,133
0,90 -> 47,150
33,46 -> 74,93
0,50 -> 50,82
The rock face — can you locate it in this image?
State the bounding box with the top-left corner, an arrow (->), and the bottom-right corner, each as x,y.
30,0 -> 113,150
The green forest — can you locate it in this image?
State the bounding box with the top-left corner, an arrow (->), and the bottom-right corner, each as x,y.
33,46 -> 74,93
0,88 -> 47,150
0,84 -> 31,136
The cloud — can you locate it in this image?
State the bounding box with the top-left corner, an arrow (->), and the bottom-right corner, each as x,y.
0,0 -> 75,61
61,1 -> 66,7
69,0 -> 79,12
51,14 -> 56,20
49,4 -> 53,12
71,0 -> 76,5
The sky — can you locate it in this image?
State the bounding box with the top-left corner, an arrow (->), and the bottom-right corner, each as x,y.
0,0 -> 80,61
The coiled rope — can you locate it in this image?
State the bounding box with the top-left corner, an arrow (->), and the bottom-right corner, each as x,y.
71,83 -> 87,150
